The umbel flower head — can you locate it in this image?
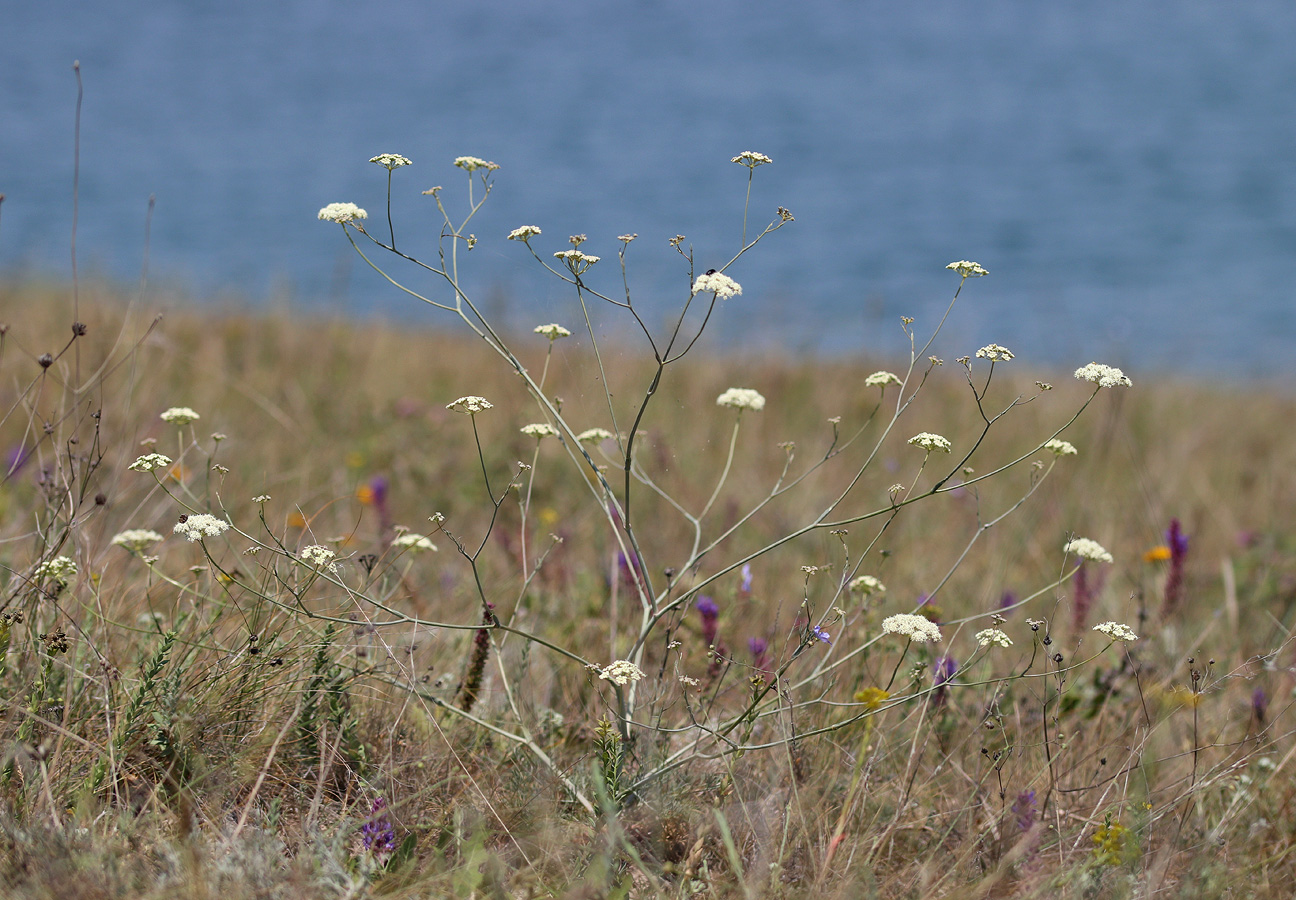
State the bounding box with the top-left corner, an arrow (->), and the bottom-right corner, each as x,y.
576,427 -> 615,444
881,613 -> 943,643
173,514 -> 230,542
716,387 -> 766,412
300,545 -> 337,572
1092,621 -> 1138,643
317,202 -> 368,225
1074,363 -> 1132,388
509,225 -> 542,241
533,323 -> 571,340
369,153 -> 412,170
128,453 -> 172,472
160,407 -> 200,425
946,260 -> 989,278
454,156 -> 499,173
520,423 -> 559,439
848,574 -> 886,595
111,529 -> 165,553
907,432 -> 952,453
865,371 -> 902,387
731,150 -> 773,168
975,628 -> 1013,648
447,396 -> 493,415
598,659 -> 646,686
553,249 -> 599,274
393,533 -> 437,552
1044,439 -> 1078,456
976,343 -> 1014,362
34,555 -> 77,584
1064,537 -> 1114,563
691,271 -> 742,298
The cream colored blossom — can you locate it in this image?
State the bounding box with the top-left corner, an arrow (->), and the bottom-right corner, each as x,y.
520,423 -> 559,439
317,202 -> 368,224
300,545 -> 336,569
369,153 -> 412,169
576,428 -> 615,443
454,156 -> 499,172
865,371 -> 901,387
447,396 -> 493,415
1092,621 -> 1138,643
111,529 -> 165,553
975,343 -> 1014,362
975,628 -> 1013,648
173,514 -> 230,542
160,407 -> 200,425
533,323 -> 571,339
946,260 -> 988,278
881,613 -> 943,643
1044,439 -> 1078,456
907,432 -> 952,453
731,150 -> 772,167
598,659 -> 646,686
1074,363 -> 1132,388
848,575 -> 886,595
1064,537 -> 1113,563
716,387 -> 766,412
34,555 -> 77,583
393,533 -> 437,552
509,225 -> 542,241
691,271 -> 742,298
128,453 -> 173,472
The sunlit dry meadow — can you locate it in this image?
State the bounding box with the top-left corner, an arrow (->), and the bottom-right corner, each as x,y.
0,267 -> 1295,900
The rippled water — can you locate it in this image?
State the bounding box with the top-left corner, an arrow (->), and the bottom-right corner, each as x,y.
3,1 -> 1295,378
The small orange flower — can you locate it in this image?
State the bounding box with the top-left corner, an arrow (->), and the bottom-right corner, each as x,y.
287,511 -> 307,529
356,484 -> 375,506
1143,545 -> 1171,563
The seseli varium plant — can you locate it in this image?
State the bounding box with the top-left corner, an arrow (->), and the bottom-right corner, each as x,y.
302,150 -> 1139,814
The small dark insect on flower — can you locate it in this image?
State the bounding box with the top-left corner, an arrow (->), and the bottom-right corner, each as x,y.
177,514 -> 188,524
705,268 -> 717,275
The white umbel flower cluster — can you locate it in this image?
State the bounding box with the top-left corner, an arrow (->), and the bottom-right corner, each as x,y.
1043,439 -> 1078,456
691,271 -> 742,298
300,545 -> 337,572
509,225 -> 542,241
369,153 -> 412,169
173,514 -> 230,542
881,613 -> 943,643
865,371 -> 902,387
907,432 -> 952,453
1092,621 -> 1138,643
160,407 -> 201,425
598,659 -> 646,686
976,344 -> 1014,362
447,396 -> 493,415
317,202 -> 368,224
1074,363 -> 1132,388
454,156 -> 499,172
34,555 -> 77,583
128,453 -> 173,472
111,529 -> 165,553
393,533 -> 437,552
533,323 -> 571,339
576,428 -> 615,444
520,423 -> 559,439
731,150 -> 773,167
848,575 -> 886,595
975,628 -> 1013,648
716,387 -> 766,412
946,260 -> 988,278
1064,537 -> 1113,563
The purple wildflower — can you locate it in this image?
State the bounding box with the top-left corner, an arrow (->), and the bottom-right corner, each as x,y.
1011,790 -> 1037,831
1253,686 -> 1268,727
361,797 -> 396,854
933,655 -> 957,707
1071,563 -> 1094,632
999,590 -> 1017,613
739,563 -> 753,594
1161,518 -> 1189,618
811,625 -> 831,644
748,637 -> 769,670
696,596 -> 719,645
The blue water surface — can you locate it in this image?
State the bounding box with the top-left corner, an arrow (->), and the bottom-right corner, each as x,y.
3,1 -> 1296,379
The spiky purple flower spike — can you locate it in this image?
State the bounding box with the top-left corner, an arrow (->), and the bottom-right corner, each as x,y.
361,797 -> 396,854
748,637 -> 769,671
1161,518 -> 1189,618
696,596 -> 719,646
